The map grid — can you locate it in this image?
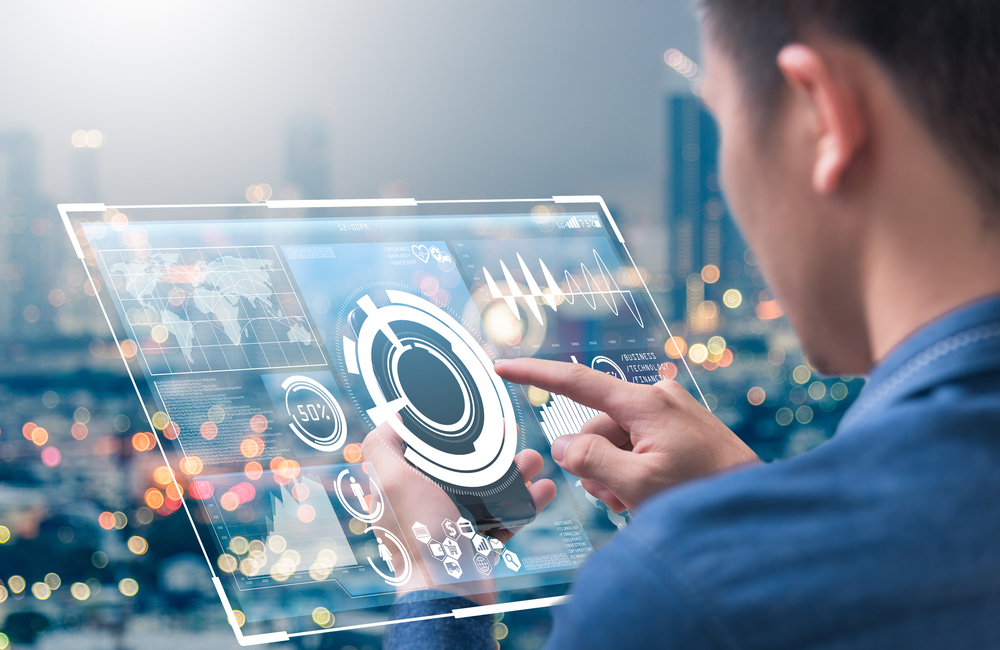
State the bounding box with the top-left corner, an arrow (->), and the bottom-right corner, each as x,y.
101,246 -> 327,376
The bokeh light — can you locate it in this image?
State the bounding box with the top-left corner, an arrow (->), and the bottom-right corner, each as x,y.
312,606 -> 334,628
249,414 -> 268,433
723,288 -> 743,308
658,362 -> 678,381
240,437 -> 263,458
153,465 -> 173,485
145,488 -> 165,509
31,582 -> 51,600
776,408 -> 794,426
297,504 -> 316,523
118,578 -> 139,597
189,480 -> 215,500
41,446 -> 62,467
179,455 -> 204,475
792,365 -> 812,384
688,343 -> 709,364
127,536 -> 149,555
343,443 -> 363,463
71,422 -> 89,440
244,461 -> 263,480
747,387 -> 766,406
664,336 -> 687,359
70,582 -> 92,601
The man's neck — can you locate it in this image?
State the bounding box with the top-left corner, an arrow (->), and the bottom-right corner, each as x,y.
863,181 -> 1000,364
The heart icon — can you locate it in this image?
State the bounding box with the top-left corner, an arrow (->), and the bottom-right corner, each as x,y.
411,244 -> 430,263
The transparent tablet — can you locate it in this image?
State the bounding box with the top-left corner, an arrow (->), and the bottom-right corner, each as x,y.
58,197 -> 705,645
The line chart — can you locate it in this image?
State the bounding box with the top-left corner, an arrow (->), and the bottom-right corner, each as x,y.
481,249 -> 644,328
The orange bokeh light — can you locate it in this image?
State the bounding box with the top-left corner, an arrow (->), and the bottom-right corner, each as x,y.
31,427 -> 49,446
297,504 -> 316,523
220,491 -> 240,511
153,466 -> 173,485
132,432 -> 155,452
244,461 -> 263,480
98,512 -> 116,530
145,488 -> 165,509
343,443 -> 363,463
664,336 -> 688,360
249,414 -> 268,433
165,483 -> 183,501
240,438 -> 262,458
200,422 -> 218,440
71,422 -> 88,440
179,456 -> 204,475
22,422 -> 37,439
658,362 -> 678,381
163,422 -> 180,440
719,349 -> 734,368
291,483 -> 310,501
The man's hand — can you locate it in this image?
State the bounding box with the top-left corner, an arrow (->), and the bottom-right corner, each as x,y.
361,421 -> 556,605
494,358 -> 759,514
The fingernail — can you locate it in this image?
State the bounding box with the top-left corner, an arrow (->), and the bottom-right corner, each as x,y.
493,359 -> 509,367
550,434 -> 577,463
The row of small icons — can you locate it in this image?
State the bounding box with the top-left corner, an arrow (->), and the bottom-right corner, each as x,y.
411,518 -> 521,580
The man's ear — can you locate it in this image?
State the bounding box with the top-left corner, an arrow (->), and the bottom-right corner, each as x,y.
777,43 -> 867,194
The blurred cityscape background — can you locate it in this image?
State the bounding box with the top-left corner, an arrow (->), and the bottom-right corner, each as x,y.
0,2 -> 862,649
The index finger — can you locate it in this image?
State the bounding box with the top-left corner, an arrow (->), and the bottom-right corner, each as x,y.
493,357 -> 644,423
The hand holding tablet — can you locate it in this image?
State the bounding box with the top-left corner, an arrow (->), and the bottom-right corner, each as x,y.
361,419 -> 557,606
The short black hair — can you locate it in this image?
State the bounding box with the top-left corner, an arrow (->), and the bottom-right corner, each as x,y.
699,0 -> 1000,213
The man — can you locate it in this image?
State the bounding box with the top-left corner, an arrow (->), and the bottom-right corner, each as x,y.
368,0 -> 1000,646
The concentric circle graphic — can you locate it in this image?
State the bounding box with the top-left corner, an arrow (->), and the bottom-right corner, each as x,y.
281,375 -> 348,452
342,290 -> 517,488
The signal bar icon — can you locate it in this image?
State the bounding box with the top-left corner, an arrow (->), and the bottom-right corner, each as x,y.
481,249 -> 644,328
564,216 -> 582,229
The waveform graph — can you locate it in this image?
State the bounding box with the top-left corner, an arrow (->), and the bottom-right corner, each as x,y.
480,249 -> 644,329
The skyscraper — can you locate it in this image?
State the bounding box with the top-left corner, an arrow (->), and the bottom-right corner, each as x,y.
665,94 -> 748,332
285,115 -> 332,200
0,131 -> 49,340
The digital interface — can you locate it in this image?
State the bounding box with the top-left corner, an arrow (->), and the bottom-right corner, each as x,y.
61,198 -> 702,644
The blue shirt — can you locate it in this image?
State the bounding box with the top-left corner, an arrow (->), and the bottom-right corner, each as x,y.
387,295 -> 1000,649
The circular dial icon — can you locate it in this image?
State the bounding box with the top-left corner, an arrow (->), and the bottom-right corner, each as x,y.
342,289 -> 517,489
281,375 -> 348,452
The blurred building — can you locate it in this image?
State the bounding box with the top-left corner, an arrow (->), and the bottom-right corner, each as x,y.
665,95 -> 750,332
284,115 -> 332,200
0,131 -> 56,342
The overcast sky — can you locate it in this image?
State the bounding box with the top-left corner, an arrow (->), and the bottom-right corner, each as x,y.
0,0 -> 701,269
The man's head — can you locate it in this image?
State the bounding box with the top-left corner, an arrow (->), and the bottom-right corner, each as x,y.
697,1 -> 1000,374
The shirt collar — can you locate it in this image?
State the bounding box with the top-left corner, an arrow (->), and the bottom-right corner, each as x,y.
838,293 -> 1000,430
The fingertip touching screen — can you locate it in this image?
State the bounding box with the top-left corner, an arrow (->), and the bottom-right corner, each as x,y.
58,198 -> 704,644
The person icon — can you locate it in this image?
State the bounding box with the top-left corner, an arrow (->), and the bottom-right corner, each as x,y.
350,475 -> 369,513
377,536 -> 394,573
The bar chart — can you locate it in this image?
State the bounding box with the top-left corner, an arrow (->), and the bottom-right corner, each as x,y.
537,393 -> 600,445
